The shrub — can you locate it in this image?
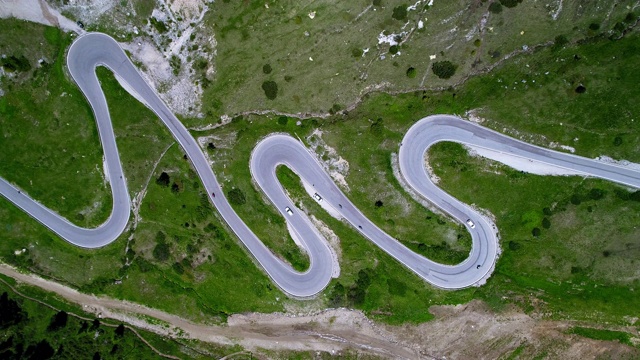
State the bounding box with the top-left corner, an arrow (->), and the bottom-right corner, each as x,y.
613,136 -> 623,146
1,55 -> 31,72
373,0 -> 382,5
375,200 -> 383,207
542,217 -> 551,229
532,227 -> 541,237
262,64 -> 272,74
389,45 -> 399,54
508,241 -> 521,250
278,116 -> 288,126
488,2 -> 502,13
392,5 -> 408,21
152,242 -> 170,261
261,81 -> 278,100
351,48 -> 363,58
431,61 -> 457,79
589,22 -> 600,31
570,194 -> 582,205
552,35 -> 569,51
370,118 -> 384,135
589,188 -> 605,200
156,172 -> 170,187
406,67 -> 417,78
499,0 -> 522,8
227,188 -> 246,205
48,311 -> 68,331
149,17 -> 168,33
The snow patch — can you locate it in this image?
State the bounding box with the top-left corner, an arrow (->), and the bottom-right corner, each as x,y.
377,31 -> 408,46
465,145 -> 586,176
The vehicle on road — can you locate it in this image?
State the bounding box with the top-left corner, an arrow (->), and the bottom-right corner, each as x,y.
313,193 -> 322,202
285,207 -> 293,216
211,192 -> 215,198
466,219 -> 475,229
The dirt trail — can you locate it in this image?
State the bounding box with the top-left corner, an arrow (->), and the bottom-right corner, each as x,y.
2,263 -> 638,359
0,263 -> 417,358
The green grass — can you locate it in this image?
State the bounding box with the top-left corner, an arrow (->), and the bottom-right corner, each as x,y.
0,274 -> 247,359
198,0 -> 640,119
569,326 -> 635,347
2,10 -> 640,330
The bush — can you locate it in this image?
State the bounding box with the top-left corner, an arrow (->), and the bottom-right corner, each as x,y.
375,200 -> 383,207
172,262 -> 185,275
552,35 -> 569,51
589,188 -> 605,200
262,64 -> 272,74
278,116 -> 288,126
508,241 -> 521,250
542,218 -> 551,229
589,22 -> 600,31
1,55 -> 31,72
570,194 -> 582,205
406,67 -> 417,78
499,0 -> 522,8
261,81 -> 278,100
227,188 -> 246,205
152,242 -> 170,261
431,61 -> 457,79
370,118 -> 384,135
613,136 -> 623,146
488,2 -> 502,13
389,45 -> 399,54
48,311 -> 68,331
149,17 -> 168,33
532,227 -> 541,237
351,48 -> 363,58
392,5 -> 408,21
156,172 -> 170,187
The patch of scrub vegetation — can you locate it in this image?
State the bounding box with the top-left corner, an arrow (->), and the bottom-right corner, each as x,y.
199,0 -> 638,118
0,277 -> 245,359
568,326 -> 635,347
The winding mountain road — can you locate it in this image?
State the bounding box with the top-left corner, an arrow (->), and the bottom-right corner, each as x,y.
1,33 -> 639,297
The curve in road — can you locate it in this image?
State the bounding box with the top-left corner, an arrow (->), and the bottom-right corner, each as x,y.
1,33 -> 639,296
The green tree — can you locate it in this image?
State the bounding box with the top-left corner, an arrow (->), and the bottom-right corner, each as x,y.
155,172 -> 170,187
47,311 -> 68,332
499,0 -> 523,8
262,64 -> 272,74
488,2 -> 502,13
153,242 -> 170,261
261,81 -> 278,100
227,188 -> 246,205
406,67 -> 417,78
392,5 -> 408,21
431,61 -> 457,79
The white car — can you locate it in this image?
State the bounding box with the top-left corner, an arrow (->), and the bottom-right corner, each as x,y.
466,219 -> 475,229
313,193 -> 322,202
285,207 -> 293,216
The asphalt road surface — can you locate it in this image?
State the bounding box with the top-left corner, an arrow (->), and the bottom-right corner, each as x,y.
1,33 -> 639,296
